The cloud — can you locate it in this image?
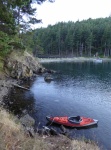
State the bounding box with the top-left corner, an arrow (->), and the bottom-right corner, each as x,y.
33,0 -> 111,28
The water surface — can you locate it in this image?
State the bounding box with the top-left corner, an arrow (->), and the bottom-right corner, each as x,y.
5,61 -> 111,150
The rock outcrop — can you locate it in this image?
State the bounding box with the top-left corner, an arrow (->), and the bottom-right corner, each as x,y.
3,51 -> 45,79
20,114 -> 35,127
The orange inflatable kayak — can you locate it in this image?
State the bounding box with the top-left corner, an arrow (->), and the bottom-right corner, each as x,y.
46,116 -> 98,127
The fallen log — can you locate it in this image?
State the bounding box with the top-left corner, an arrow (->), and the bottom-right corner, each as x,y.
12,83 -> 30,90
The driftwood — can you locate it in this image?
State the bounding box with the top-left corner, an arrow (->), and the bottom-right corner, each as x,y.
12,83 -> 30,91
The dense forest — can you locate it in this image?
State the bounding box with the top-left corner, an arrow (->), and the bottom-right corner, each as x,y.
23,17 -> 111,58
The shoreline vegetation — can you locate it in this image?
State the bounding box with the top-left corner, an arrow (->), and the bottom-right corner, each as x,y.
0,53 -> 101,150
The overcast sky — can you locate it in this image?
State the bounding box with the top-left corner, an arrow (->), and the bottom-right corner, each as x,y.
33,0 -> 111,28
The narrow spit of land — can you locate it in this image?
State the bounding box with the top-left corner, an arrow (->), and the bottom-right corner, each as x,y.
38,57 -> 111,63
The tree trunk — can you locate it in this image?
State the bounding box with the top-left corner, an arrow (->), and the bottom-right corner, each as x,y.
76,42 -> 79,56
17,7 -> 20,37
89,44 -> 92,57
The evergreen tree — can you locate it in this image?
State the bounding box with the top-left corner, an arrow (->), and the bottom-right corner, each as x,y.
31,17 -> 111,58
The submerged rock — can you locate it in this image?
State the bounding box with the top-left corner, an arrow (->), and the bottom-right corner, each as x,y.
44,75 -> 53,82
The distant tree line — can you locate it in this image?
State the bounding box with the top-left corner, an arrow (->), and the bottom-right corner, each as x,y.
25,17 -> 111,58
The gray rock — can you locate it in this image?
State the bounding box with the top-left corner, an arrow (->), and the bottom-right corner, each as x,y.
20,114 -> 35,127
44,75 -> 53,82
26,127 -> 35,137
3,51 -> 43,79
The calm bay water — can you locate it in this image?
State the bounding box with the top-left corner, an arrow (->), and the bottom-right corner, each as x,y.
5,61 -> 111,150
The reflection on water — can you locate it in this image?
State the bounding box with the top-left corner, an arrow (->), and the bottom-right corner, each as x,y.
4,61 -> 111,150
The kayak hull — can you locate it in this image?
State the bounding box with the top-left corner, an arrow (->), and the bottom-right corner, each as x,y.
46,116 -> 98,128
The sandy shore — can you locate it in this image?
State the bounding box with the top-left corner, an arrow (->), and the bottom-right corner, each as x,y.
39,57 -> 111,63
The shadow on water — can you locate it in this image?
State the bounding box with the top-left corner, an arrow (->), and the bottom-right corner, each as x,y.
3,86 -> 36,117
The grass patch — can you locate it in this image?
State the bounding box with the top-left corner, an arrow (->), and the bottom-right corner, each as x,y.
71,138 -> 100,150
0,108 -> 49,150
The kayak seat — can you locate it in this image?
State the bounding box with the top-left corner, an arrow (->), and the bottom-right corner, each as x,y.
68,116 -> 82,124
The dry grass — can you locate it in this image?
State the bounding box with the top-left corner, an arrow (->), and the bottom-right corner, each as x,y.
71,139 -> 100,150
0,108 -> 101,150
0,108 -> 49,150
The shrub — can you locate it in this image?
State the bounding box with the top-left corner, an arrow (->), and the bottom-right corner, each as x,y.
0,31 -> 11,57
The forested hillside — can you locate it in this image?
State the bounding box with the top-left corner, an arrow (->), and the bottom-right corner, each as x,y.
26,17 -> 111,58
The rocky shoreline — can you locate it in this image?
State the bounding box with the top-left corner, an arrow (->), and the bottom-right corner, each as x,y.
0,53 -> 101,150
0,50 -> 59,138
